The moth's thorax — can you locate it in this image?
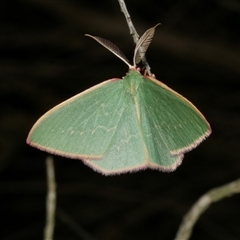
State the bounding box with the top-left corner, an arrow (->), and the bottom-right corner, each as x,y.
124,69 -> 144,89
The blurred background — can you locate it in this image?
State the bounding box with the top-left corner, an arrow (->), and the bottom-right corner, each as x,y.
0,0 -> 240,239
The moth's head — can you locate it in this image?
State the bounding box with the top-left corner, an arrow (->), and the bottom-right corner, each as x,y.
85,23 -> 160,76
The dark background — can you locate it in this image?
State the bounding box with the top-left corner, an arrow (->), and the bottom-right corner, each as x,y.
1,0 -> 240,239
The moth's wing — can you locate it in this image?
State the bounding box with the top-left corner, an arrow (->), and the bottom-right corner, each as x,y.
27,78 -> 130,159
27,76 -> 148,175
137,74 -> 211,171
83,92 -> 149,175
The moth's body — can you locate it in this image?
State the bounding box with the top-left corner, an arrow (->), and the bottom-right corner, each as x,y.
27,69 -> 211,175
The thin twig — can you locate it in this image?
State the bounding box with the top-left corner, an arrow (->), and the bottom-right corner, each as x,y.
117,0 -> 139,42
44,156 -> 56,240
117,0 -> 152,75
174,178 -> 240,240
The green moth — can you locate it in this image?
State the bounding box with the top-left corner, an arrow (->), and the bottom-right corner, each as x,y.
27,24 -> 211,175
